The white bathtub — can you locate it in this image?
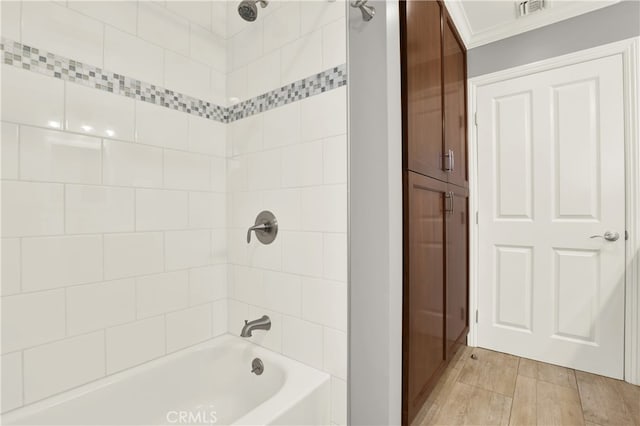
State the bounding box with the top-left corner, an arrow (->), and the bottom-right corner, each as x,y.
2,335 -> 330,425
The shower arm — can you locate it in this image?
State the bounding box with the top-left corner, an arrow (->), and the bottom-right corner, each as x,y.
351,0 -> 375,22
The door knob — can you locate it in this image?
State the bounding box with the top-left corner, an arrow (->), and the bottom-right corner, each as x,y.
590,231 -> 620,242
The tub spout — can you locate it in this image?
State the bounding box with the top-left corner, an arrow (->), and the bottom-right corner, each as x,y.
240,315 -> 271,337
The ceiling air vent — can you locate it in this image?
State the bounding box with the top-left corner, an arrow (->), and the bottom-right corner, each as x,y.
517,0 -> 545,17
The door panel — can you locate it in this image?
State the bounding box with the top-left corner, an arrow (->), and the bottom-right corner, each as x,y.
494,245 -> 533,331
404,171 -> 447,423
552,79 -> 600,219
446,185 -> 469,356
553,248 -> 600,343
403,1 -> 446,181
494,92 -> 533,219
477,55 -> 625,378
443,17 -> 467,187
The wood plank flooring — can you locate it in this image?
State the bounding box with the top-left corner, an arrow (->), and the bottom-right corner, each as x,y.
412,346 -> 640,426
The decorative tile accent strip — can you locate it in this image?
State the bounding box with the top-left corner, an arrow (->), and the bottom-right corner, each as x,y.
1,38 -> 227,122
0,38 -> 347,124
227,65 -> 347,122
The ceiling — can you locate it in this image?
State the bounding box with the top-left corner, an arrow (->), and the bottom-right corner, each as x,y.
444,0 -> 620,49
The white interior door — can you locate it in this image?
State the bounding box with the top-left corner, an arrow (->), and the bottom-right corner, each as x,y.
476,54 -> 626,379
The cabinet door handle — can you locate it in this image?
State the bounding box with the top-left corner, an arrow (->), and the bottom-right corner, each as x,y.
443,149 -> 455,172
451,150 -> 455,172
444,191 -> 454,213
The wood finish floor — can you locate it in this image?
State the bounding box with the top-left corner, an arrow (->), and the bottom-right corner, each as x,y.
412,346 -> 640,426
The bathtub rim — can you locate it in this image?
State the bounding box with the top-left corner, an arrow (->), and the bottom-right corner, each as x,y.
1,333 -> 330,426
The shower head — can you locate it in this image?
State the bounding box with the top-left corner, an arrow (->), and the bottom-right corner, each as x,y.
238,0 -> 269,22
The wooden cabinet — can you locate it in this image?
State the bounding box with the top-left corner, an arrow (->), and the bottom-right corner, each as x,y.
403,0 -> 446,181
445,185 -> 469,358
403,172 -> 447,422
401,2 -> 468,188
443,15 -> 468,187
401,2 -> 469,424
402,172 -> 469,424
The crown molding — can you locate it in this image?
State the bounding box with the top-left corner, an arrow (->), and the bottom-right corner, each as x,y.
444,0 -> 620,50
442,0 -> 473,46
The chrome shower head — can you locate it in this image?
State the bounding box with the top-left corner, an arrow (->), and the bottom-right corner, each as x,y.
238,0 -> 269,22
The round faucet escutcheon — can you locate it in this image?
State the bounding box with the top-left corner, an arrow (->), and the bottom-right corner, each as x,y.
246,211 -> 278,245
251,358 -> 264,375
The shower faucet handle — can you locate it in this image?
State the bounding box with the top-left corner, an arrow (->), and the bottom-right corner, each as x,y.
247,211 -> 278,244
246,223 -> 269,243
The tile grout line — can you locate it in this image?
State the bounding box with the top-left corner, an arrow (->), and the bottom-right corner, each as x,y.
96,5 -> 223,74
574,370 -> 588,425
103,329 -> 107,377
18,1 -> 22,43
63,287 -> 68,337
20,350 -> 25,407
18,236 -> 23,293
7,262 -> 228,299
16,124 -> 21,183
163,314 -> 168,354
101,22 -> 105,70
7,296 -> 222,359
507,356 -> 521,425
0,118 -> 230,162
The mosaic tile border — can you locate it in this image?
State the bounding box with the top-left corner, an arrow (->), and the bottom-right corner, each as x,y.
0,38 -> 347,124
227,65 -> 347,122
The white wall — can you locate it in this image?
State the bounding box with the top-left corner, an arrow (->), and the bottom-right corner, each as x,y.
224,2 -> 348,425
225,0 -> 346,102
348,1 -> 403,424
0,0 -> 348,422
1,0 -> 228,412
466,0 -> 640,77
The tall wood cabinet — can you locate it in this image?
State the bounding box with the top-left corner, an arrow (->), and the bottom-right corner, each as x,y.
400,2 -> 469,424
404,0 -> 445,182
443,15 -> 468,187
445,184 -> 469,357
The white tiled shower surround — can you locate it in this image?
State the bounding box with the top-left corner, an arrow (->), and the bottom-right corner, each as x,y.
0,1 -> 347,425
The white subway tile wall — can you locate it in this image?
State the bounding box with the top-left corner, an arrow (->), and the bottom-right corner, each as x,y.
1,122 -> 19,180
1,238 -> 20,296
21,1 -> 105,67
0,1 -> 346,424
1,290 -> 66,353
65,83 -> 136,141
103,25 -> 165,86
106,316 -> 166,374
68,2 -> 138,36
21,235 -> 103,291
66,279 -> 136,335
226,3 -> 346,424
23,331 -> 106,403
0,0 -> 228,403
0,1 -> 20,41
1,352 -> 23,412
19,126 -> 103,185
1,65 -> 65,129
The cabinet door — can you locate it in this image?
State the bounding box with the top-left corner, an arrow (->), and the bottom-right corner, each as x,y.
445,185 -> 469,357
404,171 -> 447,424
403,1 -> 446,181
443,15 -> 468,187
